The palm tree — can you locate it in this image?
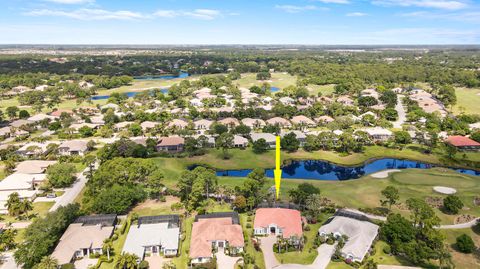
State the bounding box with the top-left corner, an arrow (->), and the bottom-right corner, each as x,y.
5,192 -> 21,217
20,199 -> 33,219
103,239 -> 113,260
114,253 -> 139,269
35,256 -> 58,269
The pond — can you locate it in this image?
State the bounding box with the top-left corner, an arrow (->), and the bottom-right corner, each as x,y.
133,72 -> 189,80
271,87 -> 280,92
90,89 -> 168,100
214,158 -> 480,181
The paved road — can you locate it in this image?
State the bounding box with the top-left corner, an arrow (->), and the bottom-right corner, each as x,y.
0,252 -> 20,269
437,218 -> 479,229
274,243 -> 336,269
392,95 -> 406,129
49,162 -> 97,212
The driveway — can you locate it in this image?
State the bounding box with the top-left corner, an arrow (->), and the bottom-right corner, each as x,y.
274,243 -> 336,269
392,95 -> 406,129
74,258 -> 98,269
0,252 -> 20,269
49,162 -> 97,212
259,235 -> 280,269
216,248 -> 241,269
145,256 -> 171,269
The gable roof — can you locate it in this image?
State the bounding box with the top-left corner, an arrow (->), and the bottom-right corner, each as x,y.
254,208 -> 302,238
52,223 -> 114,264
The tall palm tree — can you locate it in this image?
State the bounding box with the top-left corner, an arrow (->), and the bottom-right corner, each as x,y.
5,192 -> 21,217
114,253 -> 139,269
35,256 -> 58,269
20,199 -> 33,219
103,239 -> 113,260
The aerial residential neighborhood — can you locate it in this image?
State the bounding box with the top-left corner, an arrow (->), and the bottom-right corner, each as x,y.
0,1 -> 480,269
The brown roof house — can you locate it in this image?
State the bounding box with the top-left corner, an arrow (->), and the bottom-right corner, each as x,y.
190,212 -> 244,264
156,136 -> 185,153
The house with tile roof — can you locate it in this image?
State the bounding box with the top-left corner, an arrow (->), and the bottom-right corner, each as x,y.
446,136 -> 480,151
190,212 -> 244,264
254,208 -> 303,245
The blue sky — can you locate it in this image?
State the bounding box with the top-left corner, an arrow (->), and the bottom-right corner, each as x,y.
0,0 -> 479,44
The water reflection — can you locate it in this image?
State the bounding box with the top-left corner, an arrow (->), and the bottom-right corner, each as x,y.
214,158 -> 480,181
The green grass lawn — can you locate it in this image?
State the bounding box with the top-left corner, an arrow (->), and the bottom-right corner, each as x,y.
307,84 -> 336,96
239,213 -> 266,269
32,201 -> 55,218
452,87 -> 480,115
440,226 -> 480,269
233,72 -> 298,89
98,218 -> 131,269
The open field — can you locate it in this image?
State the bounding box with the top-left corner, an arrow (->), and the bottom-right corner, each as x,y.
307,84 -> 336,96
234,72 -> 298,89
452,87 -> 480,115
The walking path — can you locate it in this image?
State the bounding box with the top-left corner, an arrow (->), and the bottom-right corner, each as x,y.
342,208 -> 479,229
0,252 -> 20,269
274,243 -> 336,269
392,95 -> 406,129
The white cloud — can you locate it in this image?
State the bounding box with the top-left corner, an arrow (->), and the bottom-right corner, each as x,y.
24,8 -> 146,20
275,5 -> 319,13
401,10 -> 480,23
153,9 -> 222,20
346,12 -> 368,16
315,0 -> 350,3
372,0 -> 469,10
44,0 -> 94,4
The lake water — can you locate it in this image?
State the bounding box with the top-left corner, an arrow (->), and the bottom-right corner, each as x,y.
215,158 -> 480,181
134,72 -> 189,80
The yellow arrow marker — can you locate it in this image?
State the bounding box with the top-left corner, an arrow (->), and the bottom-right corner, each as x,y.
274,136 -> 282,199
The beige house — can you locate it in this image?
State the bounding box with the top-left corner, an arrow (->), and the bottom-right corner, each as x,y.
59,140 -> 88,156
52,215 -> 117,266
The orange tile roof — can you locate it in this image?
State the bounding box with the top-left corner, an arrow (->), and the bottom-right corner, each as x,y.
254,208 -> 303,238
189,217 -> 244,258
447,136 -> 480,147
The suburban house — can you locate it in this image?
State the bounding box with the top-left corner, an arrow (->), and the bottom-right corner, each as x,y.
254,208 -> 303,245
194,119 -> 213,134
359,127 -> 393,142
58,140 -> 89,156
140,121 -> 159,132
9,119 -> 34,129
241,118 -> 266,129
318,212 -> 379,263
114,121 -> 134,131
156,136 -> 185,153
168,119 -> 189,129
190,212 -> 244,264
233,135 -> 249,148
337,96 -> 354,106
122,215 -> 180,259
0,173 -> 47,214
16,142 -> 54,157
446,136 -> 480,151
280,130 -> 307,146
291,115 -> 316,127
52,215 -> 117,266
250,133 -> 277,148
15,160 -> 56,174
315,116 -> 334,125
218,117 -> 240,128
266,117 -> 292,128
